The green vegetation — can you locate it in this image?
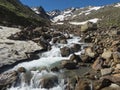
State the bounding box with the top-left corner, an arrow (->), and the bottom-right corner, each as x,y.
0,0 -> 50,27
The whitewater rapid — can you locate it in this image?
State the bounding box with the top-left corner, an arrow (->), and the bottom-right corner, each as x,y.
8,35 -> 81,90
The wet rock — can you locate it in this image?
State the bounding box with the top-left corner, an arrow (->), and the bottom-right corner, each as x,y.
52,37 -> 58,43
39,74 -> 58,89
61,60 -> 78,70
80,54 -> 92,63
58,38 -> 67,44
81,21 -> 97,32
0,27 -> 3,29
60,46 -> 71,57
71,44 -> 81,53
17,67 -> 32,85
101,68 -> 113,76
0,71 -> 18,90
75,80 -> 91,90
70,54 -> 81,63
51,67 -> 59,72
17,67 -> 26,73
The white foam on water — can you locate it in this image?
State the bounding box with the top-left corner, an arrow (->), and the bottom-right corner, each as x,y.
8,35 -> 82,90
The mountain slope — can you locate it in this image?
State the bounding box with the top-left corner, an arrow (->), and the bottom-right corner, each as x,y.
0,0 -> 50,27
48,2 -> 120,27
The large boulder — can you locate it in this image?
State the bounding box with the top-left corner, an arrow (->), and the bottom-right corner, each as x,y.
81,22 -> 97,32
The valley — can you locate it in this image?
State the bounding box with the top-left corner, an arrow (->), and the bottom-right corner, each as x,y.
0,0 -> 120,90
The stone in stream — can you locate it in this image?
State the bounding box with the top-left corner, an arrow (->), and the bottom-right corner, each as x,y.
0,71 -> 18,90
70,54 -> 82,63
39,74 -> 58,89
52,37 -> 58,44
17,67 -> 32,85
70,44 -> 81,53
61,60 -> 78,70
60,46 -> 71,57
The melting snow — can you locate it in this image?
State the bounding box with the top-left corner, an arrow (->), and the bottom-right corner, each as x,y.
69,18 -> 99,25
52,15 -> 64,22
78,6 -> 102,16
56,22 -> 64,25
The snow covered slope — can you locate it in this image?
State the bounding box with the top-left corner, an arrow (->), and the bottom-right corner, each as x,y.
46,2 -> 120,23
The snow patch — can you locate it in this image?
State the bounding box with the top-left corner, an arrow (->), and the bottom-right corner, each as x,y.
78,6 -> 102,16
52,15 -> 64,22
56,22 -> 64,25
114,3 -> 120,7
31,8 -> 40,14
69,18 -> 99,25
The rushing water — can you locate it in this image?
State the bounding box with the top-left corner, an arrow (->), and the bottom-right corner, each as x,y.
8,35 -> 82,90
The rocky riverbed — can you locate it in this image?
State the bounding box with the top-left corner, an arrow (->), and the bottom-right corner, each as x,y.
0,21 -> 120,90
